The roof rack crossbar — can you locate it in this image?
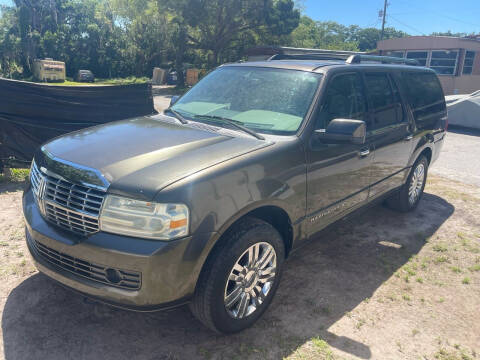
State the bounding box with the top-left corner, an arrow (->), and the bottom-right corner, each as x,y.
268,52 -> 352,61
346,55 -> 419,66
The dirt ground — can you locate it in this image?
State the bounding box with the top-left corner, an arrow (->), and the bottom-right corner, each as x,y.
0,175 -> 479,360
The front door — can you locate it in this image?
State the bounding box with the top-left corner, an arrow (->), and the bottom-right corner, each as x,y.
306,72 -> 373,236
363,72 -> 413,198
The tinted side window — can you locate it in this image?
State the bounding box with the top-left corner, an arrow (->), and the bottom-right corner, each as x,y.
402,72 -> 446,129
365,73 -> 401,129
315,73 -> 367,129
365,73 -> 394,109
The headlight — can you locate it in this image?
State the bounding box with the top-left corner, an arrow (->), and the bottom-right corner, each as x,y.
99,195 -> 189,240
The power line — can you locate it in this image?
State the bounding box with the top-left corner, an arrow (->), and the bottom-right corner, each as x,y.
395,0 -> 480,29
366,17 -> 381,28
388,15 -> 425,35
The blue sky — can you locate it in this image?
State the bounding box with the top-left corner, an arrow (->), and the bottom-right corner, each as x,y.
1,0 -> 479,35
303,0 -> 480,35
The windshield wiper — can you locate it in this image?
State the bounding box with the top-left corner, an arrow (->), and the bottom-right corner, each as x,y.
165,108 -> 188,124
193,115 -> 265,140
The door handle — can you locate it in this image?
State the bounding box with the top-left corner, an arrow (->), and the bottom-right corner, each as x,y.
359,148 -> 370,157
405,135 -> 413,141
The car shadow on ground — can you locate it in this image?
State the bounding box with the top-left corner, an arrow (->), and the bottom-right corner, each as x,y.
448,125 -> 480,137
2,193 -> 454,360
0,182 -> 26,195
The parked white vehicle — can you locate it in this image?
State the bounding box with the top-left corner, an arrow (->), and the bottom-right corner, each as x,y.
446,91 -> 480,130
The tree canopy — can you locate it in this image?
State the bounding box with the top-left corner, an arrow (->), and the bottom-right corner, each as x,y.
289,16 -> 409,51
0,0 -> 415,83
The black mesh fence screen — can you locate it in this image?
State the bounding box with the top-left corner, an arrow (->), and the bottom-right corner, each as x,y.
0,79 -> 155,168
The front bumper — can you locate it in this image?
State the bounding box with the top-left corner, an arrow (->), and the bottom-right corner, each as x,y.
23,188 -> 216,311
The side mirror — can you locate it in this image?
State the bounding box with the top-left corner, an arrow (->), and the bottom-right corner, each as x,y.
170,95 -> 180,107
315,119 -> 366,145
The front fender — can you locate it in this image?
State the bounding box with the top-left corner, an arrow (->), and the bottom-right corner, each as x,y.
154,140 -> 306,292
157,142 -> 306,236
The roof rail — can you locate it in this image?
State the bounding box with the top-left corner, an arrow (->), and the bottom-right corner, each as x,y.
346,55 -> 419,66
268,52 -> 352,61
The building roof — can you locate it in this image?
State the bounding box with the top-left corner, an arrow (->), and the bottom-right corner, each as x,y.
378,36 -> 480,51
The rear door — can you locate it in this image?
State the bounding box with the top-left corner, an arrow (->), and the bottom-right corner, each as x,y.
364,71 -> 413,198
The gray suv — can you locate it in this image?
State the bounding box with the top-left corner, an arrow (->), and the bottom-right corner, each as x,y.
24,54 -> 447,333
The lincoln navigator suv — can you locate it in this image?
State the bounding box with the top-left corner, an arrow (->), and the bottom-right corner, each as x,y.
24,54 -> 447,333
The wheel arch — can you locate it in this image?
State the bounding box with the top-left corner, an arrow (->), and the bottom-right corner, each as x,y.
213,203 -> 294,259
408,142 -> 433,168
419,147 -> 432,164
403,145 -> 432,184
192,203 -> 295,296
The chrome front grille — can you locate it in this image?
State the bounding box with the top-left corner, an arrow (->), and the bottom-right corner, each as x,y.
31,238 -> 141,290
31,161 -> 106,235
45,203 -> 100,234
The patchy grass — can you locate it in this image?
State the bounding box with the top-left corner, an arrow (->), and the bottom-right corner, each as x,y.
0,168 -> 29,183
450,266 -> 462,273
433,244 -> 449,252
288,337 -> 336,360
95,77 -> 150,85
434,347 -> 475,360
433,255 -> 449,265
469,264 -> 480,272
36,76 -> 150,87
355,317 -> 367,329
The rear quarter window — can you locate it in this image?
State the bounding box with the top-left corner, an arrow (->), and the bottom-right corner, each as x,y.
402,72 -> 446,129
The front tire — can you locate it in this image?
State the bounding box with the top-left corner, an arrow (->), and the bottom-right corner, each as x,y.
189,217 -> 285,333
387,155 -> 429,212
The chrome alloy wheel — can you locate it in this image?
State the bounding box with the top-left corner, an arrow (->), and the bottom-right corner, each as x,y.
408,163 -> 425,205
224,242 -> 277,319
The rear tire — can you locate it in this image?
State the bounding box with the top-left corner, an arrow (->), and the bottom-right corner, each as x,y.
386,155 -> 429,212
189,217 -> 285,333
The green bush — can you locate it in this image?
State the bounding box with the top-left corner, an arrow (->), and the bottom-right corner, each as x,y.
0,168 -> 30,183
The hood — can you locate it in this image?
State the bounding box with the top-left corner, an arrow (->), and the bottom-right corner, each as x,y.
40,114 -> 272,200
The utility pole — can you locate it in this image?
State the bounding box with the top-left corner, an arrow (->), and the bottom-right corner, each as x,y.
380,0 -> 388,40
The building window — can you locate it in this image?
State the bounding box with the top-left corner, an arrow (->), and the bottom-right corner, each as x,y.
384,51 -> 404,58
430,50 -> 458,75
463,51 -> 476,75
406,51 -> 428,66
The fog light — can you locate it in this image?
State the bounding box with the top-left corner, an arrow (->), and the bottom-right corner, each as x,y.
105,268 -> 122,284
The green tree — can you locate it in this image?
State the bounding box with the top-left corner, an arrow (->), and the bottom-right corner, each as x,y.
288,17 -> 359,50
0,5 -> 22,77
431,30 -> 468,37
353,27 -> 409,51
288,17 -> 409,52
113,0 -> 174,76
169,0 -> 299,66
0,1 -> 414,81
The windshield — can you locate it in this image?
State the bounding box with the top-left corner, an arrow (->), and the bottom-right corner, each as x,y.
171,66 -> 322,135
